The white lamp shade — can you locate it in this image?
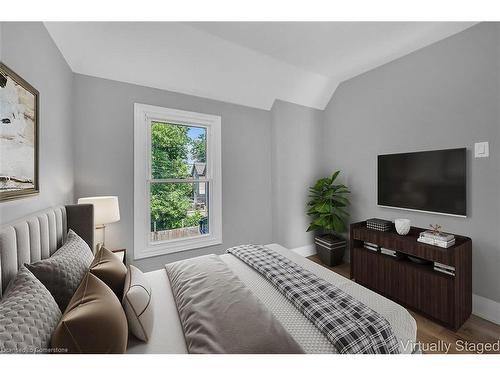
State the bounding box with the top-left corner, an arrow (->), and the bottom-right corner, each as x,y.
78,196 -> 120,225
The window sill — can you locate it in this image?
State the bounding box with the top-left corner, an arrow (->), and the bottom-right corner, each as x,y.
133,235 -> 223,260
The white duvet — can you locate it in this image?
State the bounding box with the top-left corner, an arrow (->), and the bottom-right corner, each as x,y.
126,243 -> 417,354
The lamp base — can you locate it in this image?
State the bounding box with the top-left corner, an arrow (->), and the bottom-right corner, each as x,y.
94,225 -> 106,254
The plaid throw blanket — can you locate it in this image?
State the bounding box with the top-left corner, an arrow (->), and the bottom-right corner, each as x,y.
227,245 -> 400,354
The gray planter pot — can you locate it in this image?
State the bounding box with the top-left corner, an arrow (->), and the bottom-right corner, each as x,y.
315,234 -> 346,267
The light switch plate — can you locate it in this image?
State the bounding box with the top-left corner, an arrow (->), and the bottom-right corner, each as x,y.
474,142 -> 489,158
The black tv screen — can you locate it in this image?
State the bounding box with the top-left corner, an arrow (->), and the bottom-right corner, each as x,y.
378,148 -> 466,216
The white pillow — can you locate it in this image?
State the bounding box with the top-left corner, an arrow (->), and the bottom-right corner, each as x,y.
122,265 -> 154,342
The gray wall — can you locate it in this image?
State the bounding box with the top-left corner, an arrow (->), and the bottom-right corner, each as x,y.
1,22 -> 498,304
271,100 -> 323,249
322,23 -> 500,303
73,74 -> 272,271
0,22 -> 74,224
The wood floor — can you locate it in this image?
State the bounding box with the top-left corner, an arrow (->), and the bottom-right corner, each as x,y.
307,254 -> 500,354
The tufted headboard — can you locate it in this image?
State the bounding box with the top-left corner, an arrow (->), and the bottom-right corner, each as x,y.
0,204 -> 94,298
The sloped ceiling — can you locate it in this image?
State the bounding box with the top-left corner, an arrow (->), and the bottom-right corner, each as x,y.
45,22 -> 476,110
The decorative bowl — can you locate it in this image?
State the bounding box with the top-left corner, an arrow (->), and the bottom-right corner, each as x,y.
395,219 -> 411,235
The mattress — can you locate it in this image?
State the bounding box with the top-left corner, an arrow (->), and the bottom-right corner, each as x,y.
126,243 -> 417,354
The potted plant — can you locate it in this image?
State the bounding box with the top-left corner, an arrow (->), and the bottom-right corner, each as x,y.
306,171 -> 350,266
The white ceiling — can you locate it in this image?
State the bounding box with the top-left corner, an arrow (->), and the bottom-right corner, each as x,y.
45,22 -> 476,110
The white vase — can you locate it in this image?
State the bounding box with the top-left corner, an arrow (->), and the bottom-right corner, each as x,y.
395,219 -> 411,235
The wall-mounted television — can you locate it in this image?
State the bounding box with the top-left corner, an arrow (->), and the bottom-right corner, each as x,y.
378,148 -> 466,217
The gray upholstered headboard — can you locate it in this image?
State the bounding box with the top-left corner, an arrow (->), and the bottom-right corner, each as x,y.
0,204 -> 94,298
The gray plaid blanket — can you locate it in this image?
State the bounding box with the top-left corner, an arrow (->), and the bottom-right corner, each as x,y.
227,244 -> 400,354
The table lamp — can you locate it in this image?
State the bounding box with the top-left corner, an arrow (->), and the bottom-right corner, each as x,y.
77,196 -> 120,251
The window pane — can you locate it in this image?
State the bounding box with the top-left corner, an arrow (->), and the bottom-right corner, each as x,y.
150,182 -> 209,242
151,122 -> 207,179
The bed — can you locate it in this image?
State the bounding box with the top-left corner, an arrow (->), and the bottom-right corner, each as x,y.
0,205 -> 417,354
127,244 -> 417,354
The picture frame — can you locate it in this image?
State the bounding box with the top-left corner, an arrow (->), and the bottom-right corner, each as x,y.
0,62 -> 39,201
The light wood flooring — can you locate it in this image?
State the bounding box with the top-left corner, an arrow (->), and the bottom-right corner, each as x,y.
307,254 -> 500,354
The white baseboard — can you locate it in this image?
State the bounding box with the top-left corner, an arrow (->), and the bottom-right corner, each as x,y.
472,294 -> 500,325
290,244 -> 317,257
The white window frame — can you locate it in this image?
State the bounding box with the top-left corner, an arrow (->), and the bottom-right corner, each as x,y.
134,103 -> 222,260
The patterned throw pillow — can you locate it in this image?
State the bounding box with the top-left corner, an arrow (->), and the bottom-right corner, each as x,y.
0,267 -> 62,354
26,229 -> 94,312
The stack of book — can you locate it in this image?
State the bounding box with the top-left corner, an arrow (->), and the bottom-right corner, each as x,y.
366,218 -> 392,232
434,262 -> 456,276
364,241 -> 379,252
381,248 -> 397,257
417,230 -> 455,248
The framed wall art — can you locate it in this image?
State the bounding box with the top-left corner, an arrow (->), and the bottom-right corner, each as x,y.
0,62 -> 39,201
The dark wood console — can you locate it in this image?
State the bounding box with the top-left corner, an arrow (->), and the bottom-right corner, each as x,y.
350,221 -> 472,330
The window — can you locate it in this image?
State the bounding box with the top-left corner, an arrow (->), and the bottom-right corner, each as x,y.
134,104 -> 222,259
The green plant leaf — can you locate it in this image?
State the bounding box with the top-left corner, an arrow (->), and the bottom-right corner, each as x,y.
334,188 -> 350,194
331,184 -> 347,191
313,216 -> 329,227
332,195 -> 350,204
313,201 -> 330,213
334,206 -> 349,217
332,201 -> 347,208
313,178 -> 327,190
333,193 -> 349,201
330,171 -> 340,184
306,170 -> 350,233
306,208 -> 321,216
331,215 -> 346,232
306,223 -> 322,232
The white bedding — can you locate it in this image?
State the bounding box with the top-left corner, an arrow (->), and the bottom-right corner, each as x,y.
126,243 -> 417,354
126,268 -> 187,354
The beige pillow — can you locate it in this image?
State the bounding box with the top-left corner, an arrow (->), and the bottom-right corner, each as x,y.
89,246 -> 127,298
51,272 -> 128,353
122,265 -> 154,342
